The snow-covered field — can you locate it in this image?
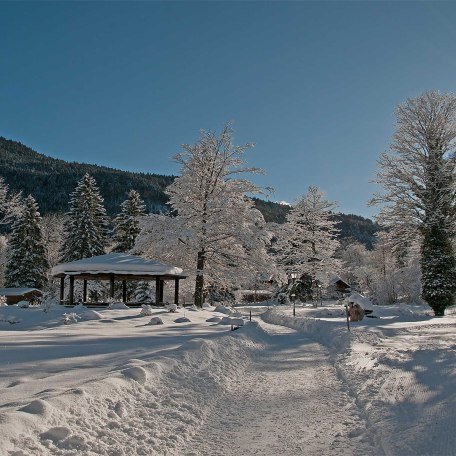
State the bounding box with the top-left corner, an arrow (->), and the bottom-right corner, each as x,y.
1,302 -> 455,455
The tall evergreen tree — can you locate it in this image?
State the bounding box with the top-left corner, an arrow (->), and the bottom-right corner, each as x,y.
5,195 -> 49,288
113,190 -> 146,253
371,91 -> 456,316
61,173 -> 108,262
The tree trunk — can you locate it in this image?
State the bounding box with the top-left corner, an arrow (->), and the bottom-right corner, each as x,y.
194,249 -> 205,307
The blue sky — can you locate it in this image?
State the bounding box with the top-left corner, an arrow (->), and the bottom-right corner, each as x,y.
1,2 -> 456,217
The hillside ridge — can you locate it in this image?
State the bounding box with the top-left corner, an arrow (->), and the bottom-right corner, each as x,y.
0,136 -> 381,247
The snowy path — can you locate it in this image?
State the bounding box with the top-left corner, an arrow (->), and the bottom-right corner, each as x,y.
183,322 -> 375,456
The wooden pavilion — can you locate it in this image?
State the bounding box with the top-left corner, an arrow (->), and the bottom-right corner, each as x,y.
51,253 -> 187,306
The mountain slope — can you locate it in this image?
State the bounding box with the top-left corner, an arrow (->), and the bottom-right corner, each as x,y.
0,137 -> 173,215
0,136 -> 381,247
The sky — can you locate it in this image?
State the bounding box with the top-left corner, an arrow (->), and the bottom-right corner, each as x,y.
1,2 -> 456,218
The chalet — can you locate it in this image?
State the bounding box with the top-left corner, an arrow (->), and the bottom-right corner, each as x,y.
328,276 -> 351,297
0,288 -> 43,305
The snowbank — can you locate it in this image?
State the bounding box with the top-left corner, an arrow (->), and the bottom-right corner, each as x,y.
262,309 -> 353,352
0,317 -> 261,455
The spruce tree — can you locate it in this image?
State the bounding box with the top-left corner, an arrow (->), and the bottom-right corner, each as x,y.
5,195 -> 49,288
113,190 -> 146,253
61,173 -> 108,262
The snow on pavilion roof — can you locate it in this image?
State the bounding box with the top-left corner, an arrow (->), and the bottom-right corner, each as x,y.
51,253 -> 184,277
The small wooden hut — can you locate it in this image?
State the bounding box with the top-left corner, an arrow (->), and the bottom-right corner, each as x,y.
0,288 -> 43,305
51,253 -> 187,306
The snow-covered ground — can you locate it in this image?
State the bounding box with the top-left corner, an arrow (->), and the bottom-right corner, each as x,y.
1,302 -> 454,455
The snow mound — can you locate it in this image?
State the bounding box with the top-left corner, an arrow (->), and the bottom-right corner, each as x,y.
206,316 -> 221,323
0,314 -> 21,324
40,426 -> 71,442
148,316 -> 164,325
218,317 -> 244,326
187,304 -> 198,311
167,303 -> 178,313
19,399 -> 50,416
140,304 -> 153,316
262,309 -> 352,352
174,317 -> 191,323
214,305 -> 232,315
17,300 -> 30,308
108,302 -> 129,310
121,366 -> 148,384
202,302 -> 214,309
346,292 -> 373,311
78,310 -> 103,321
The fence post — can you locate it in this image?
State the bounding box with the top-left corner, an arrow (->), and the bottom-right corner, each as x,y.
345,304 -> 350,331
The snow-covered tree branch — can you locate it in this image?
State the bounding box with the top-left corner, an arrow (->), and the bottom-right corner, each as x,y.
136,123 -> 272,306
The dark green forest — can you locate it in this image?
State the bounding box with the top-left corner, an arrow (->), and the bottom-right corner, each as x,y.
1,136 -> 381,248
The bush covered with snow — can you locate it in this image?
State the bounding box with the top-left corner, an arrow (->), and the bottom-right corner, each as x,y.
61,313 -> 81,325
0,296 -> 7,307
167,303 -> 178,313
214,305 -> 232,315
140,304 -> 153,316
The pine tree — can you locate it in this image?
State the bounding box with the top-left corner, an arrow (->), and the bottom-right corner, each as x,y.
113,190 -> 146,253
276,186 -> 340,291
5,195 -> 49,288
371,91 -> 456,316
60,173 -> 108,262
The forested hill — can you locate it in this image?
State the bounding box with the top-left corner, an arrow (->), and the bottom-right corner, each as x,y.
253,199 -> 381,249
1,136 -> 381,247
0,137 -> 174,214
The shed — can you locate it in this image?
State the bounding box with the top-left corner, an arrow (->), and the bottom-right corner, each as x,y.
329,276 -> 351,294
51,253 -> 187,306
0,288 -> 43,305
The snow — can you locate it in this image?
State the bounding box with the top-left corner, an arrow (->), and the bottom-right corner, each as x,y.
0,301 -> 454,455
51,252 -> 184,277
346,291 -> 373,311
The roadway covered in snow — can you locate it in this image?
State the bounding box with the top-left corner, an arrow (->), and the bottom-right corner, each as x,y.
0,302 -> 454,455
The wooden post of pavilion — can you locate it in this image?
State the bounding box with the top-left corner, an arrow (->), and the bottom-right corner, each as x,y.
122,280 -> 127,303
69,276 -> 74,305
155,277 -> 160,305
174,278 -> 179,305
159,280 -> 164,303
60,277 -> 65,303
110,274 -> 115,299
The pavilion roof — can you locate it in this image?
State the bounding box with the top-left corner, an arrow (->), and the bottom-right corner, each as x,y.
51,253 -> 185,278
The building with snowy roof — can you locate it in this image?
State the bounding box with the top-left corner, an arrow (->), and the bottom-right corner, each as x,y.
51,253 -> 187,306
0,288 -> 43,305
